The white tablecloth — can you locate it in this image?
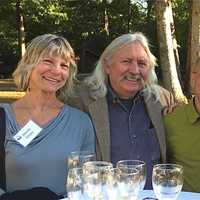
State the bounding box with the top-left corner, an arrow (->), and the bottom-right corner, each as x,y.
140,190 -> 200,200
60,190 -> 200,200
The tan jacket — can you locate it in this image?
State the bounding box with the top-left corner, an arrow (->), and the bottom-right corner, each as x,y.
67,84 -> 175,163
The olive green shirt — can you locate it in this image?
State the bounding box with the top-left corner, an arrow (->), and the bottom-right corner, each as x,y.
164,101 -> 200,192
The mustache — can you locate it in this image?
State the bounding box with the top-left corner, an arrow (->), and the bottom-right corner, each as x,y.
123,74 -> 142,81
123,74 -> 146,87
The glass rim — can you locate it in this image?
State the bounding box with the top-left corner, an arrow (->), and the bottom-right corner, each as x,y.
118,167 -> 140,175
68,167 -> 83,171
117,159 -> 146,167
69,150 -> 95,156
83,161 -> 113,168
153,163 -> 183,170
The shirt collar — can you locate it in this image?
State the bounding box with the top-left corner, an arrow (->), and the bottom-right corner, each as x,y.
106,84 -> 143,104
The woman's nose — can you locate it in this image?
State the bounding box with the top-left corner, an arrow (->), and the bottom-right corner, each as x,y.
51,64 -> 62,73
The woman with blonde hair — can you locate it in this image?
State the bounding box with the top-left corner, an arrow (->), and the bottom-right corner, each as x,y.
0,34 -> 95,198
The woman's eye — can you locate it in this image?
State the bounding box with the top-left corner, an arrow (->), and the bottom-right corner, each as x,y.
61,64 -> 69,70
43,59 -> 52,65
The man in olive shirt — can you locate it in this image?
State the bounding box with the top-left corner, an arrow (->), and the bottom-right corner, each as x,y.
164,57 -> 200,192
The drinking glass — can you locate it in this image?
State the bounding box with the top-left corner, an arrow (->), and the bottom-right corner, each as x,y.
117,160 -> 146,191
82,161 -> 113,200
67,150 -> 96,169
66,167 -> 84,200
117,166 -> 141,200
106,168 -> 121,200
152,164 -> 183,200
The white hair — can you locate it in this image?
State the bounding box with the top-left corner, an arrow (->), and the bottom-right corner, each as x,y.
84,32 -> 159,100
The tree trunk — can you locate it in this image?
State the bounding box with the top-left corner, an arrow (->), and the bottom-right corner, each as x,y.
185,0 -> 200,96
155,0 -> 186,103
16,0 -> 26,57
167,0 -> 182,88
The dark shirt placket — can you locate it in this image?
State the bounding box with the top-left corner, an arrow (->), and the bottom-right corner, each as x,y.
107,87 -> 161,189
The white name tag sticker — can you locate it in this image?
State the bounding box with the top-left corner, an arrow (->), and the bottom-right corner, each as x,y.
14,120 -> 42,147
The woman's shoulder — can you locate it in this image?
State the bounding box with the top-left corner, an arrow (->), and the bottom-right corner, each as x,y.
61,105 -> 93,131
62,104 -> 90,121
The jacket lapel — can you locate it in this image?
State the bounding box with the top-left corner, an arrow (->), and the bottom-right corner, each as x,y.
144,96 -> 166,162
88,97 -> 111,161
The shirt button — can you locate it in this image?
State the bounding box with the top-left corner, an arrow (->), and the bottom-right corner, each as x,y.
137,155 -> 141,159
151,156 -> 156,162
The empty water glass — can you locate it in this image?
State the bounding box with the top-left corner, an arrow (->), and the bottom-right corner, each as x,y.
152,163 -> 183,200
66,167 -> 84,200
106,168 -> 121,200
117,160 -> 146,191
82,161 -> 113,200
117,166 -> 141,200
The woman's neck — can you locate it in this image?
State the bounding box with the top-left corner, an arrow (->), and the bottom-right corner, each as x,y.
23,90 -> 61,111
12,90 -> 63,127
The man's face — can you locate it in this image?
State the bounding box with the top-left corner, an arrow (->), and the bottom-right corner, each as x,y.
104,42 -> 150,99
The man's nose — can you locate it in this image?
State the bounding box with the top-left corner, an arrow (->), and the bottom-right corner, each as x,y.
129,62 -> 140,74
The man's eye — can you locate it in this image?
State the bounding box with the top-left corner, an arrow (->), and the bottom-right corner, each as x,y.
122,60 -> 131,64
138,62 -> 147,68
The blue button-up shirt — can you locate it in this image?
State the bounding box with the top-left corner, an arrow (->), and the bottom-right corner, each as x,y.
106,87 -> 161,189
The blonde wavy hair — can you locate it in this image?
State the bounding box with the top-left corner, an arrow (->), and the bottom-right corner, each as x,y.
85,32 -> 159,99
13,34 -> 77,98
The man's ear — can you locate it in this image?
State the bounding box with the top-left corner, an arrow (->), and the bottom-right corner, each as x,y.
103,59 -> 110,74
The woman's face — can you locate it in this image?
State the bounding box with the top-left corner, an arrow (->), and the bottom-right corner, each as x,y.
28,54 -> 70,93
104,42 -> 150,98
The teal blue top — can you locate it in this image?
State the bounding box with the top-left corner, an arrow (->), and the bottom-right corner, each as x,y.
1,103 -> 95,195
164,101 -> 200,192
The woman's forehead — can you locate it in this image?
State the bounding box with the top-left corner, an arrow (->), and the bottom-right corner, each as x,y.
43,50 -> 71,61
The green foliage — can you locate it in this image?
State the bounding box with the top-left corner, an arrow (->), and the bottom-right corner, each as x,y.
0,0 -> 19,64
24,0 -> 68,40
0,0 -> 189,75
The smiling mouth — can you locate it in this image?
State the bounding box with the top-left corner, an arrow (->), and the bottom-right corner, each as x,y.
124,75 -> 141,82
42,76 -> 60,84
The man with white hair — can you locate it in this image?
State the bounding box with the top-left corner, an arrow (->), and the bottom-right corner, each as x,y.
66,32 -> 175,188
